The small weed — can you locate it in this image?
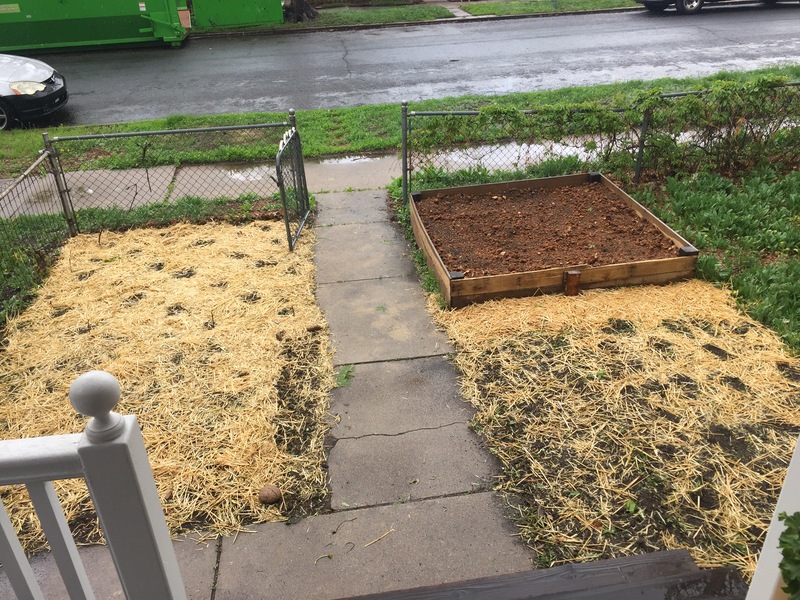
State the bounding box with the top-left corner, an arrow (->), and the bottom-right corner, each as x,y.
335,364 -> 355,387
376,304 -> 388,313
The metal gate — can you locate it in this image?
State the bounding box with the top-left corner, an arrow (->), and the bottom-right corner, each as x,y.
276,127 -> 311,251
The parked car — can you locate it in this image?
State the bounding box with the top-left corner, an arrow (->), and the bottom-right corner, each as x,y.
638,0 -> 782,14
0,53 -> 68,131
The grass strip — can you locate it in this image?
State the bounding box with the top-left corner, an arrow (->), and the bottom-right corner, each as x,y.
205,4 -> 453,33
461,0 -> 639,16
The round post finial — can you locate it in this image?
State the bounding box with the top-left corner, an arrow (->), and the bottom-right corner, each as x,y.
69,371 -> 124,442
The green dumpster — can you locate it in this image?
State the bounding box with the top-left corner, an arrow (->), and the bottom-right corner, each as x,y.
191,0 -> 283,31
0,0 -> 190,52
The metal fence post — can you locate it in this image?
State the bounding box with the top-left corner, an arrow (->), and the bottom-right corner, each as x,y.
42,132 -> 78,236
401,101 -> 408,203
634,108 -> 652,185
69,371 -> 187,600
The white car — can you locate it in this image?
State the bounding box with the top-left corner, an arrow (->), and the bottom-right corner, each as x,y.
0,53 -> 68,131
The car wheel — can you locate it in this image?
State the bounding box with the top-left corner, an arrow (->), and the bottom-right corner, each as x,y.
0,100 -> 13,131
674,0 -> 704,13
643,2 -> 668,11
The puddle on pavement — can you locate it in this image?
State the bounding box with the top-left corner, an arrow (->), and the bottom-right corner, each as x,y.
222,139 -> 601,185
426,140 -> 601,171
225,164 -> 274,182
319,155 -> 382,165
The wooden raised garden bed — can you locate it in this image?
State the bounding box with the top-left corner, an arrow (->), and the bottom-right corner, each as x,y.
410,173 -> 698,308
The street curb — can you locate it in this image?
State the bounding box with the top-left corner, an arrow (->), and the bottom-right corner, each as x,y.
187,6 -> 645,39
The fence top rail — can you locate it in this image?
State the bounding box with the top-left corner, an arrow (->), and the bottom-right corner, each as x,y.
49,121 -> 292,143
0,150 -> 51,204
0,433 -> 84,486
407,81 -> 800,118
409,107 -> 627,118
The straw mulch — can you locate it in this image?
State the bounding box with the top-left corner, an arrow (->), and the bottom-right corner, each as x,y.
432,280 -> 800,579
0,221 -> 334,554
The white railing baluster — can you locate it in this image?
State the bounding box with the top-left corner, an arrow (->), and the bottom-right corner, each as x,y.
0,503 -> 44,600
26,481 -> 94,600
0,370 -> 186,600
69,371 -> 187,600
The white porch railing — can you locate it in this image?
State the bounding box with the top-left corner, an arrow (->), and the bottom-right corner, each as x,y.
0,371 -> 186,600
747,435 -> 800,600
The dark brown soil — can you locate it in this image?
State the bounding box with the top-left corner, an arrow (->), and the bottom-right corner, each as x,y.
416,183 -> 680,278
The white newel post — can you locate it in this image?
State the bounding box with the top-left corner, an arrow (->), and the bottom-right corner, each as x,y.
69,371 -> 187,600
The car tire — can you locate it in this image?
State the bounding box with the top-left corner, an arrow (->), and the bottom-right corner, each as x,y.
674,0 -> 704,13
0,100 -> 13,131
643,2 -> 668,11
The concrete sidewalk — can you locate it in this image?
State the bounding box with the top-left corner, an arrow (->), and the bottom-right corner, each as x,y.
0,156 -> 536,599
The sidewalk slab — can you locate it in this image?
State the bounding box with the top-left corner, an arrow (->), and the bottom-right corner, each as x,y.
331,356 -> 472,439
314,221 -> 415,283
1,172 -> 61,216
66,166 -> 175,210
171,164 -> 274,201
316,277 -> 450,365
327,424 -> 496,509
305,155 -> 401,194
315,189 -> 393,226
215,492 -> 532,600
0,533 -> 216,599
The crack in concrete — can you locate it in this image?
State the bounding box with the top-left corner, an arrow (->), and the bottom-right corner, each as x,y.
697,25 -> 739,45
319,273 -> 410,286
328,487 -> 496,515
341,39 -> 353,76
209,534 -> 222,599
332,353 -> 452,368
333,420 -> 467,441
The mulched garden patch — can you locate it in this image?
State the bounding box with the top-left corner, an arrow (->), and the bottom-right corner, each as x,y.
431,280 -> 800,579
0,221 -> 333,553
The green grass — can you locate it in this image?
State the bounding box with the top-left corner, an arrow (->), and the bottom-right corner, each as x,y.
634,170 -> 800,351
461,0 -> 638,16
334,364 -> 355,387
210,4 -> 452,32
313,5 -> 453,25
0,213 -> 68,325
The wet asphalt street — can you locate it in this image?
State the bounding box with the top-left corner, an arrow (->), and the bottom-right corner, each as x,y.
30,3 -> 800,126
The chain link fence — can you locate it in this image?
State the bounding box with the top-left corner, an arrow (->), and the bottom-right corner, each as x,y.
3,117 -> 311,322
401,81 -> 800,201
44,120 -> 296,232
1,151 -> 77,320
